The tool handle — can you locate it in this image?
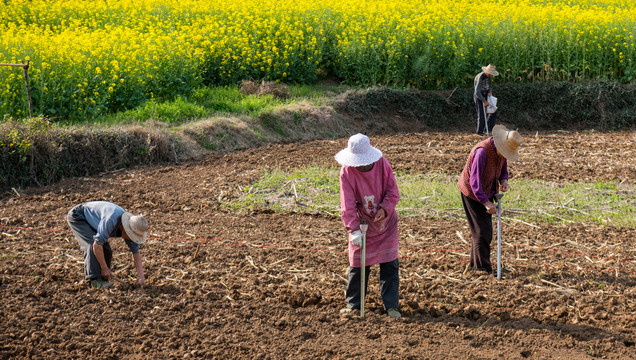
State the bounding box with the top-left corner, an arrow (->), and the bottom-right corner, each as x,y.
360,232 -> 366,318
496,194 -> 503,280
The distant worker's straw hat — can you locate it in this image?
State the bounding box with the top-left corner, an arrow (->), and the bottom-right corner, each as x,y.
121,213 -> 148,244
334,133 -> 383,167
482,64 -> 499,76
492,125 -> 522,162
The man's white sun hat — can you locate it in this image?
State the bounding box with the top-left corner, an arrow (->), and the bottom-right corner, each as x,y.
121,213 -> 148,244
482,64 -> 499,76
492,125 -> 522,162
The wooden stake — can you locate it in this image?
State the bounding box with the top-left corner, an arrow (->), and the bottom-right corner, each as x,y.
22,61 -> 33,117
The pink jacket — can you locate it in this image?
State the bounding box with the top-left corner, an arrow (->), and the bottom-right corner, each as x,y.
339,156 -> 400,267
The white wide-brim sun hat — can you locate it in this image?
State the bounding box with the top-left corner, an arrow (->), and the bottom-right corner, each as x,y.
121,212 -> 148,244
334,133 -> 383,167
492,125 -> 522,162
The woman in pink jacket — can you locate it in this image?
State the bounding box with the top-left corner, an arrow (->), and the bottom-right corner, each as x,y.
335,134 -> 401,318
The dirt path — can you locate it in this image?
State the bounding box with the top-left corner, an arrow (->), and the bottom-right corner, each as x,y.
1,131 -> 635,359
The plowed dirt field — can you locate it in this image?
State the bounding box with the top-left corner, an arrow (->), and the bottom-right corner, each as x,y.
1,131 -> 635,359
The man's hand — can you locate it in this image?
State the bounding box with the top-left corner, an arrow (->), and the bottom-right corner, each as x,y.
483,101 -> 489,107
101,267 -> 112,281
373,208 -> 386,222
485,201 -> 497,214
350,230 -> 363,247
132,252 -> 145,288
500,179 -> 510,192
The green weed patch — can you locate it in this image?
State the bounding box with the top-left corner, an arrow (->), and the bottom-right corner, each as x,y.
225,166 -> 636,227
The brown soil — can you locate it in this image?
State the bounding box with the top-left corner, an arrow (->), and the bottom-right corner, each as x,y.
1,131 -> 635,359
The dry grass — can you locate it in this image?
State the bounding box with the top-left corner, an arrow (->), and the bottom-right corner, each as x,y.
239,80 -> 260,96
240,80 -> 290,100
257,81 -> 290,100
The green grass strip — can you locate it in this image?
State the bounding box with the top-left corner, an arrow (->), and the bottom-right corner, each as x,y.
79,84 -> 342,125
225,166 -> 635,228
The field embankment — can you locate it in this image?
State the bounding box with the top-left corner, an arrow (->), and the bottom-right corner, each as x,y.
2,81 -> 636,193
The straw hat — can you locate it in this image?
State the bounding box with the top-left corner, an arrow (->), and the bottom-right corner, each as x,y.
492,125 -> 522,162
334,133 -> 383,167
482,64 -> 499,76
121,212 -> 148,244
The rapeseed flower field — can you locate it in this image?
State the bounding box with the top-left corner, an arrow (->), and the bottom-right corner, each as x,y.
1,0 -> 634,121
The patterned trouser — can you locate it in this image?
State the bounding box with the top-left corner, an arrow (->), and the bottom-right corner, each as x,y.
475,100 -> 497,134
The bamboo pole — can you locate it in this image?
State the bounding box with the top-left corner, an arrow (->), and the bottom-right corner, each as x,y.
0,63 -> 28,67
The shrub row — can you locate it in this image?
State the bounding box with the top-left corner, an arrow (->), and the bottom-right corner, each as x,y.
332,81 -> 636,132
0,117 -> 177,191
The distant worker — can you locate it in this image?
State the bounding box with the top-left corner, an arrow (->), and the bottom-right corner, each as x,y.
474,64 -> 499,135
335,134 -> 402,318
457,125 -> 521,275
67,201 -> 148,288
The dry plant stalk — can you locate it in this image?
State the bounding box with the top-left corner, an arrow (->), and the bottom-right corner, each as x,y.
193,244 -> 200,260
455,231 -> 468,244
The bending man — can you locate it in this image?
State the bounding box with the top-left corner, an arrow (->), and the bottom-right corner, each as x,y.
67,201 -> 148,288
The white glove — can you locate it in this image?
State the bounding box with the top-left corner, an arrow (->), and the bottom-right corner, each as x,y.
350,230 -> 363,247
